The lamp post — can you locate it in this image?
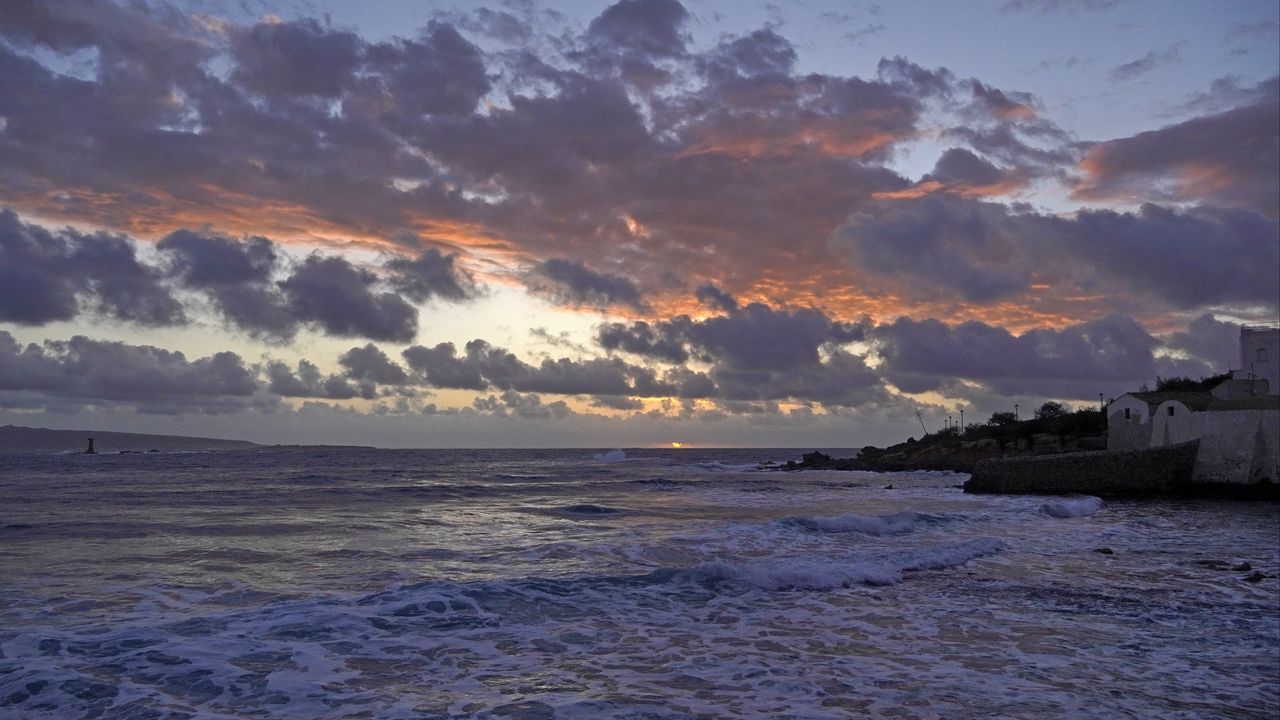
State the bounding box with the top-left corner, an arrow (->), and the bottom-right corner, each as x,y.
1014,403 -> 1019,421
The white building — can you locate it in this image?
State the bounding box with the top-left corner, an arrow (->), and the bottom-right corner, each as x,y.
1233,325 -> 1280,395
1106,326 -> 1280,484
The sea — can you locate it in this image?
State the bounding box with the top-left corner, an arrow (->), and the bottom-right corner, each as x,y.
0,447 -> 1277,719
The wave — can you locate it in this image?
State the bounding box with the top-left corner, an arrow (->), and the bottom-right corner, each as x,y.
1040,496 -> 1103,518
783,510 -> 946,535
592,449 -> 627,462
678,538 -> 1004,590
689,460 -> 761,472
557,503 -> 624,516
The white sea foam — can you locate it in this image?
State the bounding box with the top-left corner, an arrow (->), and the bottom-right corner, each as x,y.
1041,496 -> 1103,518
785,510 -> 940,535
592,449 -> 627,462
690,460 -> 761,472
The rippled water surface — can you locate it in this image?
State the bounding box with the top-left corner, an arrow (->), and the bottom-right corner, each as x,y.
1,447 -> 1277,719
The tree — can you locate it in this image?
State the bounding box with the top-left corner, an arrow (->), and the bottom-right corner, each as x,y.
1034,401 -> 1069,420
987,411 -> 1017,426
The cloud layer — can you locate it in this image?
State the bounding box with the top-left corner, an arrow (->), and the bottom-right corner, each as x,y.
0,0 -> 1275,437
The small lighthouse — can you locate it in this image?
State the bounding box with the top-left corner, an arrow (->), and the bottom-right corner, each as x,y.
85,437 -> 96,454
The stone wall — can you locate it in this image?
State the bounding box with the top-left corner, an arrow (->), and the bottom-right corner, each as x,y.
965,441 -> 1199,496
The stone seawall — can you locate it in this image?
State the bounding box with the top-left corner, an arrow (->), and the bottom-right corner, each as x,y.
965,441 -> 1200,496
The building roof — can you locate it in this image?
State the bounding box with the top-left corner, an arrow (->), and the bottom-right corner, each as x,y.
1207,395 -> 1280,411
1122,391 -> 1214,411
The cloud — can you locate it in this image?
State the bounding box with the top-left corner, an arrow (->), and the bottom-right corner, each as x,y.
1109,46 -> 1182,83
596,320 -> 691,363
384,248 -> 476,302
473,389 -> 572,419
265,359 -> 368,400
0,209 -> 183,326
360,21 -> 490,118
1161,313 -> 1241,374
230,19 -> 362,98
526,258 -> 647,311
159,229 -> 295,339
1000,0 -> 1119,13
596,299 -> 876,405
280,255 -> 419,342
694,284 -> 738,312
578,0 -> 690,88
871,313 -> 1234,400
339,343 -> 410,385
1075,78 -> 1279,215
0,331 -> 260,413
832,195 -> 1280,309
873,314 -> 1160,396
402,342 -> 488,390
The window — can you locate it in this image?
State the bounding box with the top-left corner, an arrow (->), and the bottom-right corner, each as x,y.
1124,408 -> 1131,420
1167,406 -> 1175,416
1259,348 -> 1269,363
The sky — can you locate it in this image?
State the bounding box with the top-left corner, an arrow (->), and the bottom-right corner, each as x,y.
0,0 -> 1277,448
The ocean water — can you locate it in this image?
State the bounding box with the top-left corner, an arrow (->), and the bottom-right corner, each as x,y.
0,447 -> 1277,719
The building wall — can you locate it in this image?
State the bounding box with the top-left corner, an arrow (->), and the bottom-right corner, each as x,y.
1107,395 -> 1153,450
1239,328 -> 1280,396
1150,400 -> 1204,447
1192,409 -> 1280,484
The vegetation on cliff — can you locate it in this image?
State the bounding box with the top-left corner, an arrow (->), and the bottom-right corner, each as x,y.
785,402 -> 1107,473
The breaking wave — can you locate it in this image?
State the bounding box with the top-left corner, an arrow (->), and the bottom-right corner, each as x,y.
679,538 -> 1005,590
1040,496 -> 1103,518
784,510 -> 947,535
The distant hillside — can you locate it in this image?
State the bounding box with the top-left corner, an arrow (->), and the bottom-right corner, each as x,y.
0,425 -> 258,453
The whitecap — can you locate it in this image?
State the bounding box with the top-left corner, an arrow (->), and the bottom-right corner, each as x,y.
784,510 -> 941,535
1041,496 -> 1103,518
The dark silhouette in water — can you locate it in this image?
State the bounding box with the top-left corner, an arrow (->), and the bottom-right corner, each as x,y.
84,438 -> 95,454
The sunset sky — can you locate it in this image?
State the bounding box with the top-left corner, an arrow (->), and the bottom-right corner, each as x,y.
0,0 -> 1276,447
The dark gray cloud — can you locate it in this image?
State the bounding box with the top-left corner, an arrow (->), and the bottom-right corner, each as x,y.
473,390 -> 572,419
159,229 -> 295,339
527,259 -> 647,311
1161,313 -> 1241,375
360,21 -> 490,119
833,195 -> 1280,308
596,320 -> 691,363
230,19 -> 362,98
595,300 -> 876,405
873,314 -> 1163,397
280,256 -> 419,342
402,337 -> 714,399
694,284 -> 738,313
385,248 -> 475,302
578,0 -> 689,88
698,27 -> 795,81
0,330 -> 259,413
1075,78 -> 1279,215
586,0 -> 689,59
0,209 -> 183,326
339,343 -> 410,385
402,342 -> 488,390
265,359 -> 368,400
